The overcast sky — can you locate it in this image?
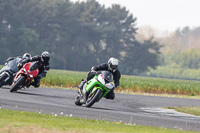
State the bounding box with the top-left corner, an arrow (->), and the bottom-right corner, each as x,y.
72,0 -> 200,32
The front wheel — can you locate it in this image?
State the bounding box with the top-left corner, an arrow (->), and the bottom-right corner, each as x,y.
10,76 -> 26,92
75,92 -> 83,106
85,89 -> 102,107
0,72 -> 9,87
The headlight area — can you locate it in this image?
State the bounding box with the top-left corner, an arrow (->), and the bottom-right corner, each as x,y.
29,74 -> 33,78
22,68 -> 27,73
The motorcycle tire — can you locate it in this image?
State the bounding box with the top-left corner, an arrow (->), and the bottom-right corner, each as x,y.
10,76 -> 26,92
75,95 -> 83,106
85,89 -> 102,107
0,72 -> 8,86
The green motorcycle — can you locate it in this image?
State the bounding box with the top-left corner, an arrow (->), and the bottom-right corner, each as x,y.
75,71 -> 114,107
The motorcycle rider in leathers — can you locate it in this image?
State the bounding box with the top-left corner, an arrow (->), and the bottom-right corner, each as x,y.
78,57 -> 121,100
0,53 -> 31,87
19,51 -> 50,88
4,53 -> 31,65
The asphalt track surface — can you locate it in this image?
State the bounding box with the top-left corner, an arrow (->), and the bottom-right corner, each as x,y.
0,86 -> 200,132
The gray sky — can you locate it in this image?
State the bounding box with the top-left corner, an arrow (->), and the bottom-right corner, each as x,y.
72,0 -> 200,32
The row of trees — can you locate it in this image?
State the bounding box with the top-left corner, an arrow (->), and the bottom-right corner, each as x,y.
159,27 -> 200,71
146,49 -> 200,80
141,26 -> 200,79
161,49 -> 200,69
0,0 -> 162,75
160,26 -> 200,51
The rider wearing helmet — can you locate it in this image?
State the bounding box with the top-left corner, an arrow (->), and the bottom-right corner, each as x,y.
78,57 -> 121,100
22,53 -> 31,60
5,53 -> 31,64
0,53 -> 31,87
20,51 -> 50,88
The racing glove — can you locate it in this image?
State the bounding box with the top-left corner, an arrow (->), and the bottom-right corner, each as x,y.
91,70 -> 97,75
112,86 -> 116,90
38,71 -> 47,79
17,62 -> 23,68
37,75 -> 41,79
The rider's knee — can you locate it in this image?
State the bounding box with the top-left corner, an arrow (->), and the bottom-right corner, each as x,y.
33,82 -> 40,88
105,93 -> 115,100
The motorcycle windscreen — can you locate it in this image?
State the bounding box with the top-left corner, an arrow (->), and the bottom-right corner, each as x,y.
30,62 -> 39,71
3,58 -> 21,73
101,71 -> 113,83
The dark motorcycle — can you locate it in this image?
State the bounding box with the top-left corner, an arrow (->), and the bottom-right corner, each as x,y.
0,58 -> 22,87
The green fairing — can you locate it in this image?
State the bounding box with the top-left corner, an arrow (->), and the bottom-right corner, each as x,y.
85,75 -> 110,100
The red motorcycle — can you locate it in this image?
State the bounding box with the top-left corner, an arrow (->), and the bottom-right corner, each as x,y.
10,62 -> 39,92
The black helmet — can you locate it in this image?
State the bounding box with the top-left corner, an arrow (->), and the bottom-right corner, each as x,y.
22,53 -> 31,59
41,51 -> 50,63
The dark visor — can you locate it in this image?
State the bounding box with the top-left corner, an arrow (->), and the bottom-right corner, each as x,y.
111,65 -> 117,69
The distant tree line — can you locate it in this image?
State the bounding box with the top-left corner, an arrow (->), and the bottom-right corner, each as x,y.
0,0 -> 162,75
158,26 -> 200,51
135,24 -> 200,79
145,48 -> 200,80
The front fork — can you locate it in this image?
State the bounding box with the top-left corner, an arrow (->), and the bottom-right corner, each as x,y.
13,74 -> 27,88
79,87 -> 88,104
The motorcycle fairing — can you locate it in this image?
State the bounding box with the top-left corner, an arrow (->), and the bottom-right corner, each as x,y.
14,62 -> 39,87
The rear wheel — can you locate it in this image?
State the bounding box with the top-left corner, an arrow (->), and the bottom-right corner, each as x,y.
0,72 -> 9,85
85,88 -> 102,107
10,76 -> 26,92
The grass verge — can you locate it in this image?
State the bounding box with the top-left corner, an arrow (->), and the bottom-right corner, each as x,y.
0,109 -> 197,133
167,107 -> 200,116
41,69 -> 200,96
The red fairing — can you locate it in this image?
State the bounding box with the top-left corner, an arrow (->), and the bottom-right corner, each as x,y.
13,62 -> 39,87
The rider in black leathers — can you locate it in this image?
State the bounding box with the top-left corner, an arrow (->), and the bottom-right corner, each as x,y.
78,57 -> 121,100
20,51 -> 50,88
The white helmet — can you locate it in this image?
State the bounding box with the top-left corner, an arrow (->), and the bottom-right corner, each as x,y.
108,57 -> 119,72
22,53 -> 31,59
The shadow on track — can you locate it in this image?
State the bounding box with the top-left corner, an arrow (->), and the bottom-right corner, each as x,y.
0,86 -> 10,89
83,106 -> 116,111
15,91 -> 65,99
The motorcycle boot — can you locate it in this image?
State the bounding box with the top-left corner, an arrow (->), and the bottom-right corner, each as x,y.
26,81 -> 34,88
32,78 -> 40,88
26,84 -> 31,89
79,83 -> 88,104
78,79 -> 86,90
80,91 -> 88,104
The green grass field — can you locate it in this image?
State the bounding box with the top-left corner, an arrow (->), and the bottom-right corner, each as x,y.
0,109 -> 197,133
41,69 -> 200,96
1,65 -> 200,96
